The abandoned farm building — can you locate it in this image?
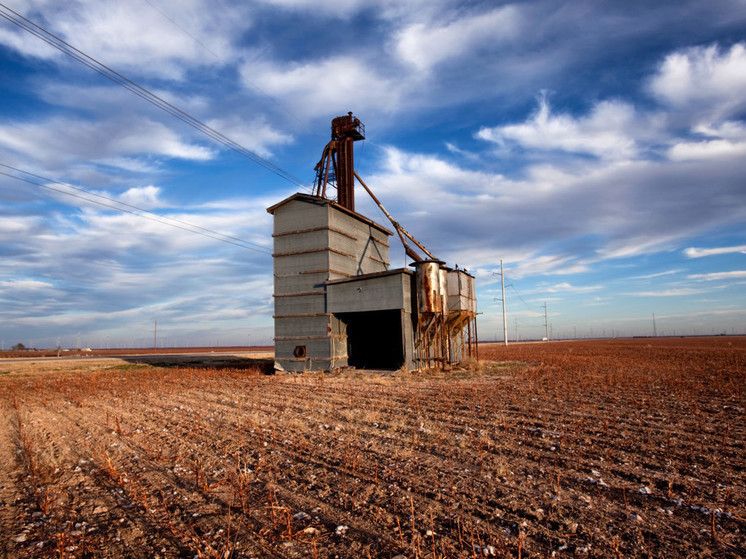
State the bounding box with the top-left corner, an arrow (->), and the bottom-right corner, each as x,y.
267,193 -> 477,372
267,112 -> 477,373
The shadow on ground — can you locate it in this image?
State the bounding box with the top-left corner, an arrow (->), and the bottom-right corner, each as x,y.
120,354 -> 275,373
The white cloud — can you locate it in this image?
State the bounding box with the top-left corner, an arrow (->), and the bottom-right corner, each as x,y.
1,0 -> 245,78
688,270 -> 746,281
394,6 -> 522,71
240,55 -> 404,117
0,117 -> 214,166
594,233 -> 683,260
628,288 -> 708,297
365,119 -> 746,273
118,186 -> 162,208
630,269 -> 684,279
544,282 -> 602,294
477,95 -> 641,160
684,245 -> 746,258
507,255 -> 590,279
115,123 -> 215,161
205,117 -> 293,158
650,42 -> 746,122
0,21 -> 60,58
695,120 -> 746,140
0,216 -> 41,235
32,82 -> 292,162
0,279 -> 55,291
95,157 -> 163,174
253,0 -> 372,16
372,146 -> 505,192
669,138 -> 746,161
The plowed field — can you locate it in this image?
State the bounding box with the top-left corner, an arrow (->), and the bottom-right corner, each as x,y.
1,337 -> 744,558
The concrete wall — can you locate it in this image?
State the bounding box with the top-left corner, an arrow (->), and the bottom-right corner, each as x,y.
268,194 -> 394,372
326,271 -> 411,313
327,271 -> 417,370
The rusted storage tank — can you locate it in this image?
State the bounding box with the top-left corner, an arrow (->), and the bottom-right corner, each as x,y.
446,269 -> 476,314
439,266 -> 448,316
415,260 -> 444,313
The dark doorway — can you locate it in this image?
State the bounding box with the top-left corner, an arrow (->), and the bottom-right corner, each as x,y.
337,310 -> 403,369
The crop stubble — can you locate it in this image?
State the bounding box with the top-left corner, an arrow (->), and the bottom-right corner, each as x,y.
0,337 -> 743,557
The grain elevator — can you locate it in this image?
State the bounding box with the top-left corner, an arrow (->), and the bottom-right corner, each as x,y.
268,113 -> 477,372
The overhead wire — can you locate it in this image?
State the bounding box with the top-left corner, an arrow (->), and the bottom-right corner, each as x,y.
503,282 -> 545,331
507,282 -> 536,312
140,0 -> 305,129
0,163 -> 272,255
0,3 -> 310,190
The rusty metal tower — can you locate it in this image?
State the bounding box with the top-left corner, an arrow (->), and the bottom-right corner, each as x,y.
313,112 -> 365,211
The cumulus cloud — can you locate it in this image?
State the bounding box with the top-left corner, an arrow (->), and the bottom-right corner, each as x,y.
118,185 -> 163,208
477,95 -> 643,160
650,42 -> 746,123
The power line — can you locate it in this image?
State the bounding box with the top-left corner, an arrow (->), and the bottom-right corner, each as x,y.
141,0 -> 225,63
506,282 -> 536,312
0,3 -> 310,190
140,0 -> 305,129
0,163 -> 272,254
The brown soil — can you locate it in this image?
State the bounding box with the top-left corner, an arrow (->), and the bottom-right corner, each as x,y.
0,337 -> 743,558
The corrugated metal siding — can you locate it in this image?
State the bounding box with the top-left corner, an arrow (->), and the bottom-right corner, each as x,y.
272,199 -> 327,235
274,229 -> 329,253
274,272 -> 328,295
274,293 -> 326,316
446,270 -> 477,313
327,273 -> 409,313
274,252 -> 329,276
275,315 -> 331,338
270,195 -> 398,371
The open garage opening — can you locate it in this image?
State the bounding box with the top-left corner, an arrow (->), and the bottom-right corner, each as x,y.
337,309 -> 404,369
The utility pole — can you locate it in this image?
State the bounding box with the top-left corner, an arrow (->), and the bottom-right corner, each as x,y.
500,260 -> 508,346
543,302 -> 549,341
652,313 -> 657,337
493,260 -> 509,346
154,319 -> 158,349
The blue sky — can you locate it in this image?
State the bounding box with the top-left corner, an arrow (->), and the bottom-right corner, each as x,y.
1,0 -> 746,348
